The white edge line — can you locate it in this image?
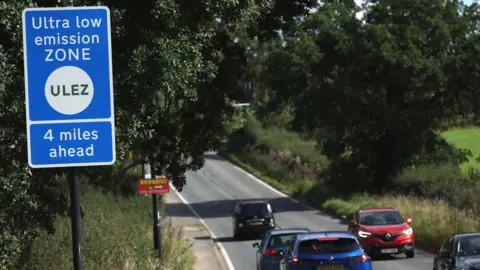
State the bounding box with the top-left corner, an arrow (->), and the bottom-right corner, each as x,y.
214,155 -> 316,211
169,183 -> 235,270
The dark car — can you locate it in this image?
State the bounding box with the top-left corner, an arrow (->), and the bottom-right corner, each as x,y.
433,232 -> 480,270
232,200 -> 276,239
348,207 -> 415,258
253,228 -> 310,270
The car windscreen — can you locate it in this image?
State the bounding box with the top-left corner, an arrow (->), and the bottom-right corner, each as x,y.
457,236 -> 480,257
359,211 -> 404,225
298,238 -> 360,254
240,203 -> 269,216
267,233 -> 297,248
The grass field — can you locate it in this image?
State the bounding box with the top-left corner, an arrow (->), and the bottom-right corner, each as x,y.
441,127 -> 480,171
24,185 -> 194,270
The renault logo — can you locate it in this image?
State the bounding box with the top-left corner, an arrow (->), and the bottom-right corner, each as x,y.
328,256 -> 334,261
385,233 -> 391,239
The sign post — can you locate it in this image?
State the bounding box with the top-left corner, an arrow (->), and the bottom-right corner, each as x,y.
22,7 -> 114,270
138,170 -> 170,258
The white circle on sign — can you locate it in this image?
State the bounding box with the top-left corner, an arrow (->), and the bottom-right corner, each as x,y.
44,66 -> 94,115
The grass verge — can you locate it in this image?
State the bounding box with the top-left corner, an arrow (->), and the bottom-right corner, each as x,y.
24,185 -> 194,270
219,150 -> 479,252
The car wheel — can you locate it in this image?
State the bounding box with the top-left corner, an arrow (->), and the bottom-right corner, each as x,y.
406,250 -> 415,258
234,231 -> 241,240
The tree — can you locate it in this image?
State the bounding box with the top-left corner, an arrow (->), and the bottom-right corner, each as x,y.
256,0 -> 475,193
0,0 -> 316,267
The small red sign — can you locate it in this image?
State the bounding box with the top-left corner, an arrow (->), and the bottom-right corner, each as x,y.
138,176 -> 170,195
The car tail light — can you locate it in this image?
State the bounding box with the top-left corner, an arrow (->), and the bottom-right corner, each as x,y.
292,258 -> 312,264
264,249 -> 276,255
348,254 -> 370,262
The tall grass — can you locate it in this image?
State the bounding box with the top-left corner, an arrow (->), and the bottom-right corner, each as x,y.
24,186 -> 194,270
322,195 -> 478,251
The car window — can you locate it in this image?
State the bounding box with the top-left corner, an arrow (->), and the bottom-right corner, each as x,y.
298,238 -> 360,254
457,236 -> 480,257
241,203 -> 269,216
442,237 -> 454,253
359,211 -> 404,225
259,234 -> 268,248
287,236 -> 296,255
267,233 -> 297,248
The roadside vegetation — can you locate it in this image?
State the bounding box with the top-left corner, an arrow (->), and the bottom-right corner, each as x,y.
218,0 -> 480,253
220,114 -> 480,252
23,184 -> 194,270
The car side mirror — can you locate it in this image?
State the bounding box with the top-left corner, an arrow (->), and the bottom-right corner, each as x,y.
406,217 -> 413,223
252,243 -> 259,248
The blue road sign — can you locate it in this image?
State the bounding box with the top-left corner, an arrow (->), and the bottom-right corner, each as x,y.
22,6 -> 115,168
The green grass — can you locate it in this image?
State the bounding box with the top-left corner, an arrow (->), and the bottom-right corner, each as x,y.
24,185 -> 194,270
441,127 -> 480,171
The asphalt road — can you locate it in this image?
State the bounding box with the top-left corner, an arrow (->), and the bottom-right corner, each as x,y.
169,154 -> 434,270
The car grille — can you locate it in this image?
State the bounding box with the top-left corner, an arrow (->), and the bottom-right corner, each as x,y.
372,232 -> 402,242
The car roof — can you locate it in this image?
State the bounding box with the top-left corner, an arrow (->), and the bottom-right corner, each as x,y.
296,231 -> 356,241
269,228 -> 310,235
239,200 -> 269,205
359,207 -> 397,213
453,232 -> 480,239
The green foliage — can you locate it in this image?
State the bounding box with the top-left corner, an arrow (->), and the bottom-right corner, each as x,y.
23,186 -> 194,270
223,107 -> 247,137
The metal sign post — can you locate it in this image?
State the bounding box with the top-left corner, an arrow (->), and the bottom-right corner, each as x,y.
22,6 -> 115,270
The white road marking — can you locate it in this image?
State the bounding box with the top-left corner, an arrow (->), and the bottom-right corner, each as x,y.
169,183 -> 235,270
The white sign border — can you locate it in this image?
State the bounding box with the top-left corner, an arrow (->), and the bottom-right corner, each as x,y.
22,6 -> 116,168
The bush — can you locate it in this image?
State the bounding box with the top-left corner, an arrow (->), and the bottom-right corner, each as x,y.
245,115 -> 328,168
23,186 -> 194,270
393,163 -> 467,199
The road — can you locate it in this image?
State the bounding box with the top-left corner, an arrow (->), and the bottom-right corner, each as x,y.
170,154 -> 433,270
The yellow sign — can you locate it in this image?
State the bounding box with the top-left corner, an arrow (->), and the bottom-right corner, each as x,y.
139,178 -> 167,185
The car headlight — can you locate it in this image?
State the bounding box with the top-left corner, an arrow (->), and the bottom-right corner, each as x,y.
403,228 -> 413,235
358,231 -> 371,238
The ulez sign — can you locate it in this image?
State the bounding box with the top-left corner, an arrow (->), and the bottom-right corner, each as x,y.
23,6 -> 115,168
138,176 -> 170,195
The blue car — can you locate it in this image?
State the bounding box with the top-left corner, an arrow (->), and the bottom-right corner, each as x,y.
253,228 -> 311,270
278,231 -> 373,270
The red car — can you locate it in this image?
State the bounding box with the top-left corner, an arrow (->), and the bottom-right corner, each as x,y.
347,207 -> 415,258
